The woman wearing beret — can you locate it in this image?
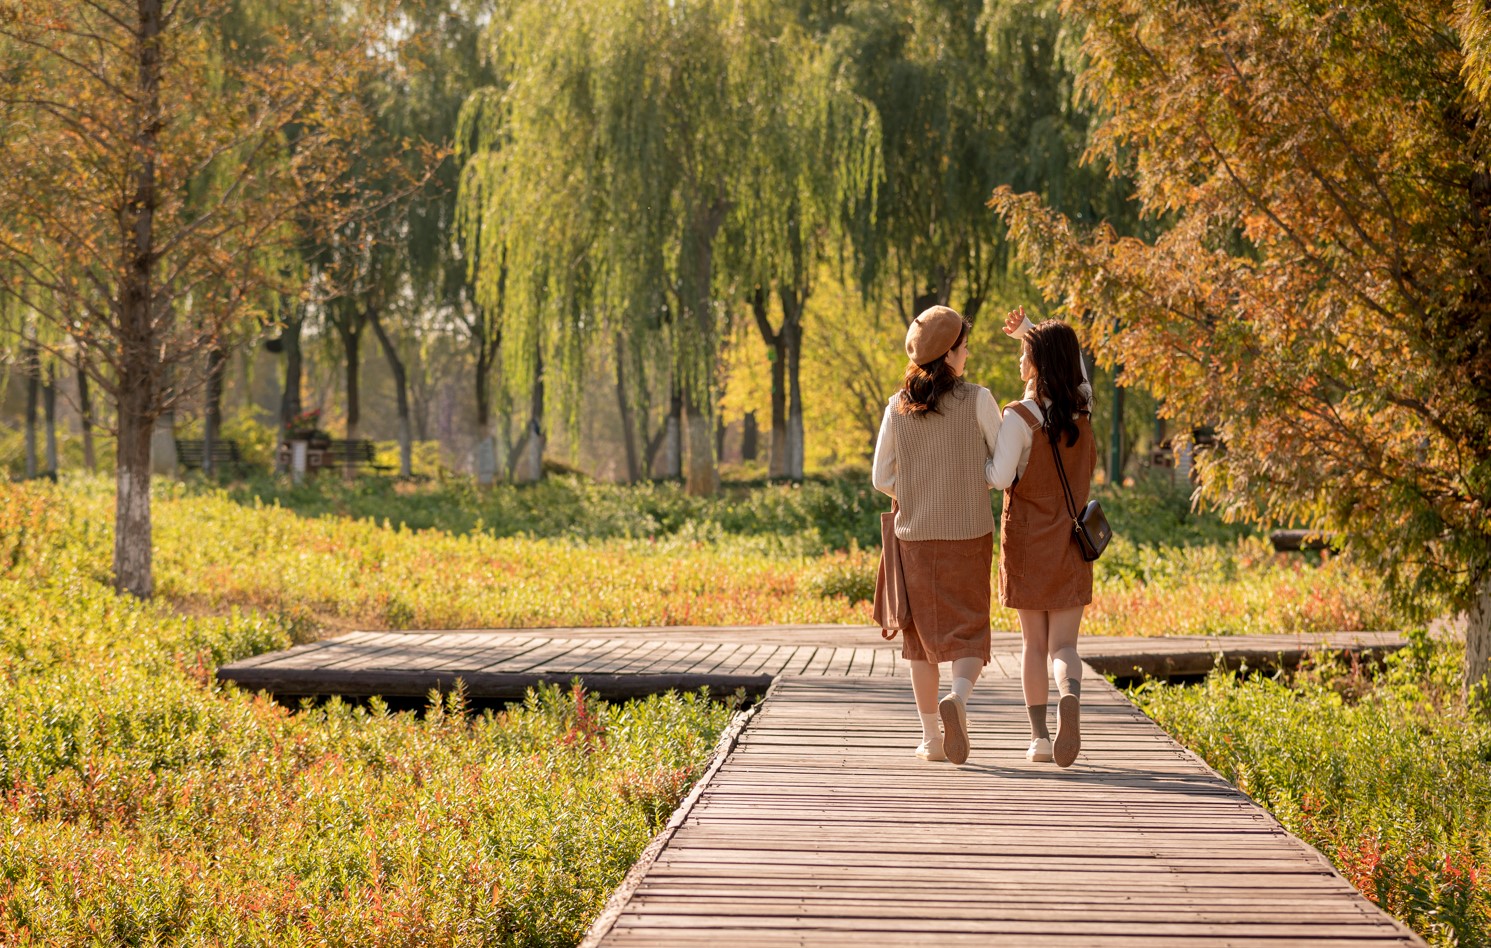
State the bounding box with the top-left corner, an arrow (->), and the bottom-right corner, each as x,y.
871,305 -> 1004,765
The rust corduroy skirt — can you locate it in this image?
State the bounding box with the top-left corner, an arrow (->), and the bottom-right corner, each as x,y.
897,532 -> 994,664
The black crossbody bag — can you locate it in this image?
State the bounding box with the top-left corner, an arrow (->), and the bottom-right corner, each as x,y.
1048,431 -> 1112,562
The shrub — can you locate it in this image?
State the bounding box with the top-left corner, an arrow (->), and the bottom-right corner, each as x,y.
0,480 -> 733,945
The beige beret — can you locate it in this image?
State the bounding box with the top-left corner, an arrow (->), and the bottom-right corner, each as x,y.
905,305 -> 966,365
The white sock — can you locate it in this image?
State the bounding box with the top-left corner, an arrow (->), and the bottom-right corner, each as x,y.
951,678 -> 974,701
919,712 -> 941,743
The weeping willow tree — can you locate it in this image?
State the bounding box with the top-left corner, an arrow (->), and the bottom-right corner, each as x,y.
719,1 -> 882,482
462,0 -> 865,494
457,0 -> 601,484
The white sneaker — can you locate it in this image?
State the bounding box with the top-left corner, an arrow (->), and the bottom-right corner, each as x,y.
1026,737 -> 1053,762
938,693 -> 970,764
915,738 -> 946,761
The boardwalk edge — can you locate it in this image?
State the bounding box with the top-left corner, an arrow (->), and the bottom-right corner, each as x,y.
577,678 -> 777,948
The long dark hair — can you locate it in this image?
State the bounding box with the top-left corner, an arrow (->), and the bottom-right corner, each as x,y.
1025,320 -> 1088,447
897,319 -> 971,416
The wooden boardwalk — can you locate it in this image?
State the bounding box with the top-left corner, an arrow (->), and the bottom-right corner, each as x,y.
216,628 -> 1405,699
583,675 -> 1423,947
216,627 -> 1421,944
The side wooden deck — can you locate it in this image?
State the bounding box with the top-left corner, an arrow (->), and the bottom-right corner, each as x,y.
216,628 -> 1405,700
217,631 -> 900,700
583,675 -> 1424,947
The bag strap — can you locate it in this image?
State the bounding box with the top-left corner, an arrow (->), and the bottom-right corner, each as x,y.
1006,401 -> 1042,431
1047,428 -> 1082,525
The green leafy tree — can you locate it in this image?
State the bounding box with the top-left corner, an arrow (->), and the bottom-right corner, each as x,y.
994,0 -> 1491,695
836,0 -> 1125,326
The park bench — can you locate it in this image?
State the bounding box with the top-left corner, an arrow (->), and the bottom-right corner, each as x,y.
323,438 -> 393,472
176,438 -> 244,472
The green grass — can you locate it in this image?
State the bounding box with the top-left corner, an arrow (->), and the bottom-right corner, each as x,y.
1130,633 -> 1491,946
0,482 -> 734,945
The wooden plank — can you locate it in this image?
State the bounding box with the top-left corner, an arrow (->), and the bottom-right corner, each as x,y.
786,646 -> 821,675
740,643 -> 788,677
526,639 -> 618,674
824,646 -> 855,677
689,643 -> 744,677
421,634 -> 540,673
607,638 -> 672,674
473,637 -> 571,673
764,645 -> 816,676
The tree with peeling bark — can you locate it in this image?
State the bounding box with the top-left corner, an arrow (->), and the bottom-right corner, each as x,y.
993,0 -> 1491,698
0,0 -> 403,596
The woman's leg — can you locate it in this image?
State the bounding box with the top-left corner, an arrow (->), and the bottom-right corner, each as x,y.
908,659 -> 943,754
1048,605 -> 1084,697
909,659 -> 940,715
1019,610 -> 1052,756
1018,609 -> 1051,713
1048,605 -> 1085,767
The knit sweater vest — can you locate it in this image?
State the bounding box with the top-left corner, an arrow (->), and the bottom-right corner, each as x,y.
888,382 -> 995,541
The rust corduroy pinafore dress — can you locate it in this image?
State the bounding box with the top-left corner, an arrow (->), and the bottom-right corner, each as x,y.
998,402 -> 1097,610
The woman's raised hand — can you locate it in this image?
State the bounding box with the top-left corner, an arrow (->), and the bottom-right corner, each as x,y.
1002,306 -> 1027,337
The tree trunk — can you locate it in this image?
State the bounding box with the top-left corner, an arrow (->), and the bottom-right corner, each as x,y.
42,361 -> 57,476
751,288 -> 790,480
474,317 -> 499,487
659,383 -> 682,479
203,345 -> 226,476
337,310 -> 365,479
1468,573 -> 1491,704
278,305 -> 304,432
77,359 -> 96,472
514,345 -> 545,483
1109,370 -> 1125,484
780,289 -> 805,483
368,304 -> 413,479
767,345 -> 788,478
615,331 -> 640,483
741,411 -> 758,462
114,0 -> 164,598
115,396 -> 154,597
22,342 -> 38,479
683,387 -> 716,497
